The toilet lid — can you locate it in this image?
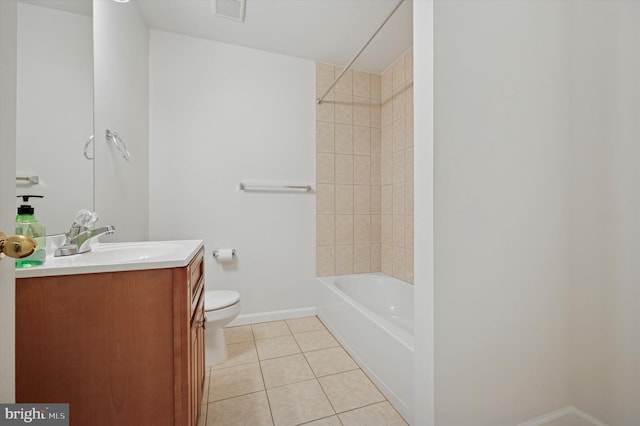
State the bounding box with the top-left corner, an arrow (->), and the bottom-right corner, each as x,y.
205,290 -> 240,311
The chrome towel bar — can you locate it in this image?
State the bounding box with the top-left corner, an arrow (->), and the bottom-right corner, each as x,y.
16,175 -> 39,184
239,182 -> 312,192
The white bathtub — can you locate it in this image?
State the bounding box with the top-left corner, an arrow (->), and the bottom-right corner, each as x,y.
316,273 -> 414,424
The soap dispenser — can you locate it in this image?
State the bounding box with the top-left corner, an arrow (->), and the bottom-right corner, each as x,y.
15,195 -> 46,268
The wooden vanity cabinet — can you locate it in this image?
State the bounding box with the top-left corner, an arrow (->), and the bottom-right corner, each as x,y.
16,247 -> 205,426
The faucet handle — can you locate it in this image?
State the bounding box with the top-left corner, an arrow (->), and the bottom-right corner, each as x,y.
74,209 -> 98,228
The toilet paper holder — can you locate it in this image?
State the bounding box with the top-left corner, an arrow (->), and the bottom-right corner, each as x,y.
212,249 -> 236,258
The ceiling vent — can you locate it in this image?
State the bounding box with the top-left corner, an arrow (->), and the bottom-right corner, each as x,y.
212,0 -> 246,22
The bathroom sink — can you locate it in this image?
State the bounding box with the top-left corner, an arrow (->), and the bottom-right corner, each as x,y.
15,240 -> 204,278
64,242 -> 183,264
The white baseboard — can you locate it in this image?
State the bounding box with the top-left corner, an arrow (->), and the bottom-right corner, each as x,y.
227,306 -> 317,327
517,406 -> 574,426
517,405 -> 608,426
572,407 -> 609,426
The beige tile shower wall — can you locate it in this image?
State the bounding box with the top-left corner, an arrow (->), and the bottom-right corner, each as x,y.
315,62 -> 382,277
315,48 -> 413,283
381,49 -> 413,283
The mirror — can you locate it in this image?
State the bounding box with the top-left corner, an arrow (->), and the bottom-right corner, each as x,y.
15,0 -> 93,235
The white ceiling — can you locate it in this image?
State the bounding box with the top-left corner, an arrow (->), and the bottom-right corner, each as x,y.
19,0 -> 92,16
136,0 -> 413,73
20,0 -> 413,74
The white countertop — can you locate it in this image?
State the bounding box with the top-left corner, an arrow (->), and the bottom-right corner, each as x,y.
15,240 -> 204,278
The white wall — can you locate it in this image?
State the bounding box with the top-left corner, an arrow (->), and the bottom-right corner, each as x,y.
433,1 -> 640,424
148,30 -> 316,317
94,0 -> 149,242
413,0 -> 434,424
605,6 -> 640,422
568,2 -> 640,424
566,1 -> 615,421
16,3 -> 93,234
0,0 -> 18,403
433,1 -> 572,424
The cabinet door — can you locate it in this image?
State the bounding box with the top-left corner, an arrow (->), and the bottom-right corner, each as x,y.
190,297 -> 205,426
17,269 -> 177,426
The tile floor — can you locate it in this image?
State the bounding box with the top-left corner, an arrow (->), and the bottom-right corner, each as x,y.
198,316 -> 408,426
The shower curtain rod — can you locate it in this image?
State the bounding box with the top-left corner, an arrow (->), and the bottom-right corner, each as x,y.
316,0 -> 406,105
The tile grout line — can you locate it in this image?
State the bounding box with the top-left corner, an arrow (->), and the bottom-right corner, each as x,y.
297,413 -> 345,426
271,319 -> 336,424
336,400 -> 408,424
294,317 -> 343,422
314,369 -> 339,421
263,319 -> 327,425
206,388 -> 266,405
253,323 -> 277,426
284,319 -> 305,356
200,370 -> 210,426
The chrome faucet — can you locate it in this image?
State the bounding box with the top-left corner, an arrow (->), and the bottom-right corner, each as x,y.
54,210 -> 116,257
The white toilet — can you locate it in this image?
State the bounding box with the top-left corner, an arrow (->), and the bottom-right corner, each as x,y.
204,290 -> 241,366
